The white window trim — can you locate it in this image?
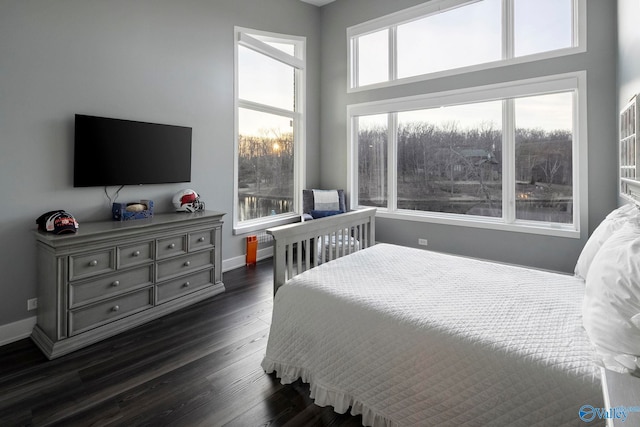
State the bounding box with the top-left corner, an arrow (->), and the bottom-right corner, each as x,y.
347,72 -> 588,238
347,0 -> 586,92
233,27 -> 306,235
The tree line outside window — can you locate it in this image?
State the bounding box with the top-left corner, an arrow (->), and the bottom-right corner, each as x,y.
237,128 -> 294,222
355,93 -> 574,225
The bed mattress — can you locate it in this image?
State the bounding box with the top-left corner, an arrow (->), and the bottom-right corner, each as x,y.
262,243 -> 603,426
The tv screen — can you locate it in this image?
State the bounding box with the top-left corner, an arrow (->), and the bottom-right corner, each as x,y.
73,114 -> 192,187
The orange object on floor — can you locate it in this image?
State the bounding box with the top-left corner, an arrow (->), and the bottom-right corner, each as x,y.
246,235 -> 258,266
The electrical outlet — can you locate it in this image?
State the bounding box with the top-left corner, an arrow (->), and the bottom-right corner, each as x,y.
418,238 -> 428,246
27,298 -> 38,311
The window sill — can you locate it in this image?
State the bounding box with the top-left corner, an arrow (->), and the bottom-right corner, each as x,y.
374,209 -> 581,239
233,213 -> 302,235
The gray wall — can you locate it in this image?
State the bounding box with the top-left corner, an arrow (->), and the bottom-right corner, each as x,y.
618,0 -> 640,205
618,0 -> 640,123
319,0 -> 618,273
0,0 -> 321,327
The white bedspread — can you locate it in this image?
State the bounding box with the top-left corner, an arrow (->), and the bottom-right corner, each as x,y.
262,244 -> 603,426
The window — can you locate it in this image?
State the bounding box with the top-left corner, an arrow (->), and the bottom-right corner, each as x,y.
349,73 -> 585,237
234,28 -> 306,233
396,0 -> 502,78
514,92 -> 574,223
349,0 -> 583,90
358,114 -> 389,207
394,101 -> 504,217
356,30 -> 389,87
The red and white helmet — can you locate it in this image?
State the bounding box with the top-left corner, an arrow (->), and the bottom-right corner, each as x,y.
172,189 -> 204,212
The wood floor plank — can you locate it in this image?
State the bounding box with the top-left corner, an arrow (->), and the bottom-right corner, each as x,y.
0,339 -> 48,376
44,398 -> 123,427
79,301 -> 273,383
0,259 -> 363,427
161,353 -> 284,427
224,377 -> 319,426
96,329 -> 271,426
116,350 -> 276,427
27,320 -> 271,425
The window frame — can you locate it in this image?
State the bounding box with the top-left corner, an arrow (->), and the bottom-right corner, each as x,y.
347,72 -> 587,238
233,27 -> 306,234
347,0 -> 586,92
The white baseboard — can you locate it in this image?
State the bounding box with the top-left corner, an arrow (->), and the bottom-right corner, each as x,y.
222,246 -> 273,272
0,316 -> 37,347
0,251 -> 274,348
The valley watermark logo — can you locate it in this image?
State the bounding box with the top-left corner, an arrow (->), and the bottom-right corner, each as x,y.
579,404 -> 640,423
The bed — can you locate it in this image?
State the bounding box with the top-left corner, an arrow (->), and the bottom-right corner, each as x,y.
263,205 -> 640,426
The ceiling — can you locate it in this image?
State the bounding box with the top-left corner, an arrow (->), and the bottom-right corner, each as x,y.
299,0 -> 336,6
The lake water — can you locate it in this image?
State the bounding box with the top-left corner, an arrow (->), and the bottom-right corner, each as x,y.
238,195 -> 293,221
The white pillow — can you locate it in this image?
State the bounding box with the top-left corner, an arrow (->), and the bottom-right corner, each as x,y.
582,220 -> 640,373
606,202 -> 638,220
574,204 -> 639,279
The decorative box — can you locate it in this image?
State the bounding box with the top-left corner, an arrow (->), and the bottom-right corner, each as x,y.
112,200 -> 154,221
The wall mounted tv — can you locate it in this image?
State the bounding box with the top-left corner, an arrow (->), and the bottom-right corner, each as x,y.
73,114 -> 192,187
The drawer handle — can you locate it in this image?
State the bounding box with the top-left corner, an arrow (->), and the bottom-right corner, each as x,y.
112,280 -> 120,287
168,243 -> 176,249
111,305 -> 120,312
89,260 -> 98,267
183,281 -> 190,288
132,250 -> 141,257
198,237 -> 205,243
183,261 -> 191,267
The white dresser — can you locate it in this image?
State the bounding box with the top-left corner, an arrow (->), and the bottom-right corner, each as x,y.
31,211 -> 225,359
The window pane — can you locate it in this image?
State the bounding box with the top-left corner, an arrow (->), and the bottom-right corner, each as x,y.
238,46 -> 295,111
397,102 -> 503,217
397,0 -> 501,78
515,92 -> 573,224
515,0 -> 573,57
238,108 -> 294,221
358,114 -> 388,207
357,29 -> 389,86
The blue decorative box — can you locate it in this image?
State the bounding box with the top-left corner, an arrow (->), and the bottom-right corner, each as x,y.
112,200 -> 154,221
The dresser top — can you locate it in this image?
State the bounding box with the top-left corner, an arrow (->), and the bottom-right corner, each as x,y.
34,210 -> 225,245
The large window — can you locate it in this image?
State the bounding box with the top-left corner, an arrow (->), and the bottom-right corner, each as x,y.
393,101 -> 504,217
349,0 -> 582,90
349,74 -> 585,237
234,28 -> 305,232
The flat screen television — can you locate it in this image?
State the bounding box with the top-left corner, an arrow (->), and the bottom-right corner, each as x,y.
73,114 -> 192,187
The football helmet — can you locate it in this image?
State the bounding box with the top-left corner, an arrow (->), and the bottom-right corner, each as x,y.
36,210 -> 79,234
172,189 -> 205,212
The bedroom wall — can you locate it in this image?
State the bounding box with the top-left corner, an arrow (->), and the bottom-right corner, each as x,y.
318,0 -> 618,273
618,0 -> 640,130
0,0 -> 321,337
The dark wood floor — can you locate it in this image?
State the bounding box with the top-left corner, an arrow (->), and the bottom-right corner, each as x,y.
0,259 -> 363,427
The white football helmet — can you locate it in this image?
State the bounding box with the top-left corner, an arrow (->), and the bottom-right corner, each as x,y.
172,189 -> 205,212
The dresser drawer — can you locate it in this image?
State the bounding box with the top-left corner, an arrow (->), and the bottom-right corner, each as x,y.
69,249 -> 116,281
156,251 -> 214,281
156,234 -> 187,260
69,266 -> 153,308
188,230 -> 215,252
69,288 -> 153,336
117,241 -> 153,268
156,269 -> 214,304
